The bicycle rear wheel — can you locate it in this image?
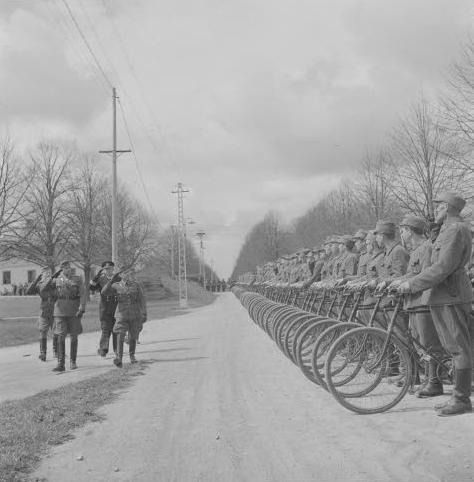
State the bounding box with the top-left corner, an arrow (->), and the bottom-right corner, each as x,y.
325,327 -> 412,414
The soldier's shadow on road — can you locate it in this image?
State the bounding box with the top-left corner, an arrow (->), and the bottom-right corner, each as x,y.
79,346 -> 192,358
146,356 -> 208,363
137,337 -> 199,345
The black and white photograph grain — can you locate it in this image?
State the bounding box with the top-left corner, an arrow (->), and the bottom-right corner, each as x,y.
0,1 -> 474,481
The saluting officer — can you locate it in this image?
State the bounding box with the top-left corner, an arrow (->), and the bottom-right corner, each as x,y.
90,261 -> 120,358
399,192 -> 473,416
27,267 -> 58,361
41,261 -> 86,372
102,266 -> 147,367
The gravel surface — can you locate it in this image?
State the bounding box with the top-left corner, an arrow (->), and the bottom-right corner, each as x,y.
13,293 -> 474,481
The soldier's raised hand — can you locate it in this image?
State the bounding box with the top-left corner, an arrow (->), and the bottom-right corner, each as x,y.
52,269 -> 62,279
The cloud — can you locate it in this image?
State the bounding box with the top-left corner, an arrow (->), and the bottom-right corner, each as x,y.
0,0 -> 473,276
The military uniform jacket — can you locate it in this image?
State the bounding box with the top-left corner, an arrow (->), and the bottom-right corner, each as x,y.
102,279 -> 147,322
38,283 -> 57,320
401,241 -> 432,310
41,275 -> 85,317
378,242 -> 409,280
309,260 -> 324,283
409,216 -> 473,306
332,254 -> 345,279
357,251 -> 370,277
341,252 -> 359,278
321,257 -> 335,280
90,273 -> 119,318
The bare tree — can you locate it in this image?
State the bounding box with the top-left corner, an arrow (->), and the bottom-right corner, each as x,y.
355,149 -> 399,222
0,137 -> 29,259
11,143 -> 73,269
64,155 -> 107,290
389,98 -> 469,220
100,188 -> 157,268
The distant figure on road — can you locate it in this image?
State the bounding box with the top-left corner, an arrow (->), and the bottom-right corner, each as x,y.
40,260 -> 86,372
90,261 -> 120,358
102,266 -> 147,368
27,267 -> 58,362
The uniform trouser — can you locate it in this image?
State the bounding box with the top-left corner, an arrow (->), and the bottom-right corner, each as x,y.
430,303 -> 472,370
409,311 -> 443,358
99,315 -> 117,354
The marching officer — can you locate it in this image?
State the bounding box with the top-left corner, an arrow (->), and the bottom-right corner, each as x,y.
399,191 -> 473,416
40,260 -> 86,372
102,266 -> 147,367
90,261 -> 120,358
27,266 -> 58,361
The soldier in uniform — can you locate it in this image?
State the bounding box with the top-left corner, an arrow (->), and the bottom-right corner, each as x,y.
40,261 -> 86,372
399,192 -> 473,416
390,215 -> 444,397
374,220 -> 409,287
27,267 -> 58,361
321,238 -> 338,280
354,230 -> 369,277
102,266 -> 147,367
338,235 -> 359,279
90,261 -> 120,358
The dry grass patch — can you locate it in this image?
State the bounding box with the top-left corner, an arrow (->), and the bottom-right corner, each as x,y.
0,362 -> 150,482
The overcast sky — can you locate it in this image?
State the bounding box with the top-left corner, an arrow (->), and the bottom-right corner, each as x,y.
0,0 -> 473,277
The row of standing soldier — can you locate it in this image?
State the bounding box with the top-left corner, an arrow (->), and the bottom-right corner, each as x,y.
28,260 -> 147,372
238,191 -> 473,417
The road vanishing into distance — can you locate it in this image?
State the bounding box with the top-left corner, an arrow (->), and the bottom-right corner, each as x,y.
1,293 -> 472,482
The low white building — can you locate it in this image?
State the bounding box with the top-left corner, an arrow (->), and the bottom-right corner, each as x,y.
0,259 -> 91,295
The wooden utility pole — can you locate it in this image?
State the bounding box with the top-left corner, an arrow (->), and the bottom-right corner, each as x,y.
99,87 -> 131,264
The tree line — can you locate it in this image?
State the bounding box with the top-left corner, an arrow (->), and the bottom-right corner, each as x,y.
231,38 -> 474,280
0,140 -> 217,288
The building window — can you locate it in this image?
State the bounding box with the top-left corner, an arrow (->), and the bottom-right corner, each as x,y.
27,270 -> 36,283
3,271 -> 11,285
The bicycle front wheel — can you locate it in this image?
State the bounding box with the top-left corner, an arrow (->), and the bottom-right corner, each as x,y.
325,327 -> 413,414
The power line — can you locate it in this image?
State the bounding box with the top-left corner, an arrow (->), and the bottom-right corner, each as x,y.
60,0 -> 113,89
117,97 -> 162,229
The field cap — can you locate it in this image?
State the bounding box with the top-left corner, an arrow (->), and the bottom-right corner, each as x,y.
433,191 -> 466,212
101,260 -> 115,268
399,215 -> 427,232
342,234 -> 356,247
374,220 -> 397,236
60,260 -> 71,268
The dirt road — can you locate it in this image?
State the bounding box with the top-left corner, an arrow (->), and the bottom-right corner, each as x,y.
28,293 -> 474,481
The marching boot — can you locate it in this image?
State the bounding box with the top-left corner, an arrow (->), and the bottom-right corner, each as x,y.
437,369 -> 472,416
417,360 -> 443,398
39,338 -> 47,361
113,333 -> 124,368
70,338 -> 78,370
98,330 -> 109,358
52,337 -> 65,372
129,338 -> 137,364
52,334 -> 58,358
112,332 -> 118,356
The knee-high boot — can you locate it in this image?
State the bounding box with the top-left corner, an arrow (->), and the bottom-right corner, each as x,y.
129,338 -> 137,363
417,359 -> 443,397
113,333 -> 124,368
112,332 -> 118,355
52,334 -> 58,358
53,337 -> 65,372
70,338 -> 78,370
437,369 -> 472,416
39,338 -> 47,361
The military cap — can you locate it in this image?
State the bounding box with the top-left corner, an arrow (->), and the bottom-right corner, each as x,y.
399,215 -> 427,232
101,260 -> 115,268
353,229 -> 367,240
341,234 -> 356,247
60,260 -> 71,268
301,248 -> 311,254
374,220 -> 397,236
433,191 -> 466,212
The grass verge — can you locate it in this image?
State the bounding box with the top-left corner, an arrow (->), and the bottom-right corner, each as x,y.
0,284 -> 216,348
0,362 -> 151,482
